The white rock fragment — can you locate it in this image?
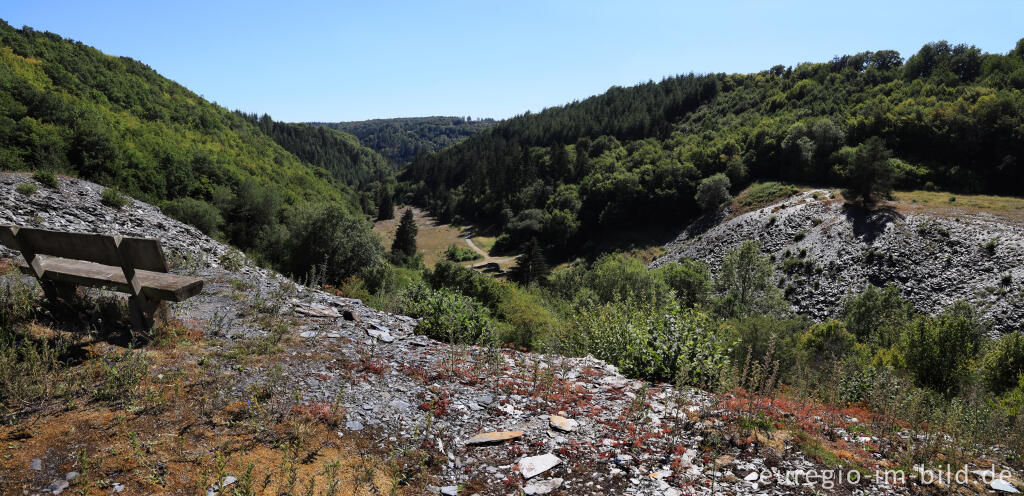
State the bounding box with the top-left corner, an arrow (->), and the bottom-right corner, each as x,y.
992,479 -> 1020,494
549,414 -> 579,432
519,453 -> 561,479
523,477 -> 563,495
207,475 -> 237,496
366,328 -> 394,343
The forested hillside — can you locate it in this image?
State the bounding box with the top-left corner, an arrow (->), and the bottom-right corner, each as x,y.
238,112 -> 392,190
320,116 -> 495,165
0,20 -> 386,284
401,40 -> 1024,256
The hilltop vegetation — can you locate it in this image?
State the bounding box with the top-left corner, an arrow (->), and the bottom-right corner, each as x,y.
237,112 -> 393,191
401,39 -> 1024,257
320,116 -> 496,165
0,20 -> 391,285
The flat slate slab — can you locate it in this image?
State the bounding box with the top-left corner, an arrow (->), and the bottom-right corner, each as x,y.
518,453 -> 561,479
465,430 -> 523,445
549,414 -> 578,432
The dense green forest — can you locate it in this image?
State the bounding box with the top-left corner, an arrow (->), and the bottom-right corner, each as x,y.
319,116 -> 496,165
0,20 -> 387,283
401,40 -> 1024,255
238,112 -> 392,190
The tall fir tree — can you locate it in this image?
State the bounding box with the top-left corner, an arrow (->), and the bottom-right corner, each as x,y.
376,186 -> 395,220
391,208 -> 418,262
510,237 -> 550,286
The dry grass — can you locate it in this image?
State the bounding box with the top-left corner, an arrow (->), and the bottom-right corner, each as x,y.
0,337 -> 419,495
373,206 -> 516,269
0,278 -> 430,495
373,206 -> 471,266
892,190 -> 1024,223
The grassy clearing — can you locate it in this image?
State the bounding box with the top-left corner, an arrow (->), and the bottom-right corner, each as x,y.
730,181 -> 805,216
893,190 -> 1024,222
373,206 -> 472,267
469,236 -> 496,253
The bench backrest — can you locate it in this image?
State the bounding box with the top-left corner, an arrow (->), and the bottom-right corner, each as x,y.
0,226 -> 168,272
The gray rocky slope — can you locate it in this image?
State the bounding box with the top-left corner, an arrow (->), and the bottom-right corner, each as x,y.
2,173 -> 1022,495
652,190 -> 1024,334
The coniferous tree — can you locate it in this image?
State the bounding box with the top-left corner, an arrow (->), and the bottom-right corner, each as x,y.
838,136 -> 894,206
376,186 -> 395,220
510,237 -> 550,286
391,208 -> 418,262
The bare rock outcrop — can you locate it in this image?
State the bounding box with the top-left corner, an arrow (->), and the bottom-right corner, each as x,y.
653,190 -> 1024,334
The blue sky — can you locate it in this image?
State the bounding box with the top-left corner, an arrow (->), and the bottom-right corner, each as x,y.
3,1 -> 1022,122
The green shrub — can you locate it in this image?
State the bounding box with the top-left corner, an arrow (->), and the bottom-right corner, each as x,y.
495,286 -> 560,349
996,376 -> 1023,417
426,261 -> 559,349
901,301 -> 986,396
100,187 -> 129,209
842,284 -> 914,348
278,203 -> 385,286
585,253 -> 671,307
980,332 -> 1024,395
399,283 -> 494,345
15,182 -> 37,196
714,241 -> 787,319
554,299 -> 731,386
655,259 -> 712,308
32,170 -> 59,188
799,320 -> 856,363
547,260 -> 589,302
161,197 -> 224,237
426,261 -> 505,309
695,173 -> 732,213
443,244 -> 482,262
981,238 -> 998,255
729,316 -> 807,381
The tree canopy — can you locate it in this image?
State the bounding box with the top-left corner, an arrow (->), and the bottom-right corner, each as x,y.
400,39 -> 1024,260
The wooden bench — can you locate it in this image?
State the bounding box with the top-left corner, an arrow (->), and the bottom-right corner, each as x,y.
0,225 -> 203,331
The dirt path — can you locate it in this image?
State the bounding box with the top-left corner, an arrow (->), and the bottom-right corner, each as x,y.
373,206 -> 517,268
464,236 -> 516,267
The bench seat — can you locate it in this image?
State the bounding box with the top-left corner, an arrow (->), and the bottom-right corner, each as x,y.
18,256 -> 203,302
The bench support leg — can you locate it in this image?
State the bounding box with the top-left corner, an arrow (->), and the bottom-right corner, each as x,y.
39,279 -> 78,304
129,297 -> 168,332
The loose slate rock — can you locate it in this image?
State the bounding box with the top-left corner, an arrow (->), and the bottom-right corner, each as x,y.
523,477 -> 563,495
519,453 -> 561,479
366,328 -> 394,343
992,479 -> 1020,493
46,479 -> 70,494
549,414 -> 578,432
465,430 -> 523,445
295,303 -> 340,318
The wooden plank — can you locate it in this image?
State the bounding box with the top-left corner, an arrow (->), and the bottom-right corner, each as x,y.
18,257 -> 203,302
12,228 -> 122,266
116,237 -> 168,272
